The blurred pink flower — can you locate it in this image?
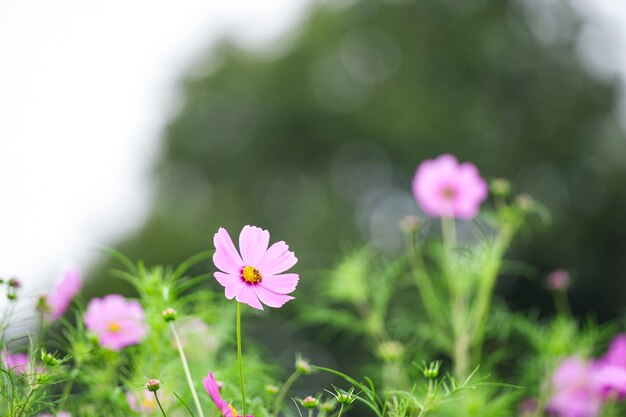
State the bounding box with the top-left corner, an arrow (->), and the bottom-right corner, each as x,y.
38,413 -> 71,417
547,357 -> 603,417
599,334 -> 626,368
548,269 -> 570,292
46,267 -> 82,321
518,397 -> 538,416
203,371 -> 252,417
2,351 -> 30,375
84,294 -> 148,351
412,154 -> 488,220
126,390 -> 156,413
593,333 -> 626,399
213,225 -> 299,310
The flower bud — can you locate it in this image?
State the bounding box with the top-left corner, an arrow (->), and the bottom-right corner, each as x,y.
548,269 -> 570,292
490,178 -> 511,197
145,379 -> 160,392
36,373 -> 50,385
265,384 -> 279,395
319,401 -> 336,412
399,215 -> 423,234
422,360 -> 441,380
162,307 -> 177,322
302,396 -> 318,409
377,341 -> 404,363
515,193 -> 534,212
336,389 -> 355,405
296,357 -> 312,374
7,292 -> 16,301
36,295 -> 51,314
41,350 -> 60,367
8,278 -> 21,288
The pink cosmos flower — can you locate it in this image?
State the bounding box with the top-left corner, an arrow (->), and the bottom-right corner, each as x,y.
203,371 -> 252,417
412,154 -> 488,220
126,390 -> 156,413
84,294 -> 148,351
2,351 -> 30,375
593,333 -> 626,399
547,357 -> 603,417
46,267 -> 82,321
213,225 -> 299,310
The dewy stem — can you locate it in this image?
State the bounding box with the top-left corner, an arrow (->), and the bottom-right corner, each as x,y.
237,302 -> 247,417
170,323 -> 205,417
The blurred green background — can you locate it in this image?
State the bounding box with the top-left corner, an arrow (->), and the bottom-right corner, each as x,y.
87,0 -> 626,374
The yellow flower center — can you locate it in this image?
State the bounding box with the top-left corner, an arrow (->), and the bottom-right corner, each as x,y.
229,404 -> 238,417
242,266 -> 262,284
108,322 -> 121,332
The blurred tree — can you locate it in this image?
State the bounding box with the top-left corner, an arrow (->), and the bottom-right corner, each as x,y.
90,0 -> 626,353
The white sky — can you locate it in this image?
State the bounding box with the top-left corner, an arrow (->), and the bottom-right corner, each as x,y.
0,0 -> 311,295
0,0 -> 625,298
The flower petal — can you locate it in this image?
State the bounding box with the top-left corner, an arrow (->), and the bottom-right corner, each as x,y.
257,241 -> 297,275
236,285 -> 264,310
259,273 -> 299,295
254,285 -> 294,308
239,225 -> 270,266
214,272 -> 239,288
224,280 -> 244,300
213,228 -> 244,274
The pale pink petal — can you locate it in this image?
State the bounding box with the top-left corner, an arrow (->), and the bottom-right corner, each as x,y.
236,285 -> 264,310
254,286 -> 294,308
260,273 -> 299,294
214,272 -> 240,288
257,241 -> 297,275
224,280 -> 244,300
239,225 -> 270,266
213,228 -> 244,274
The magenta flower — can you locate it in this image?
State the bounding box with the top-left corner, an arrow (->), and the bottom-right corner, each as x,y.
593,333 -> 626,399
547,357 -> 603,417
213,225 -> 299,310
126,390 -> 156,413
412,154 -> 488,220
84,294 -> 148,351
46,267 -> 82,321
203,372 -> 252,417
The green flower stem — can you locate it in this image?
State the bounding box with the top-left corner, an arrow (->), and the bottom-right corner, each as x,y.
337,403 -> 345,417
170,323 -> 205,417
441,217 -> 469,378
554,290 -> 572,318
469,223 -> 516,365
404,233 -> 449,345
272,370 -> 300,416
58,363 -> 81,411
154,391 -> 169,417
237,302 -> 247,417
